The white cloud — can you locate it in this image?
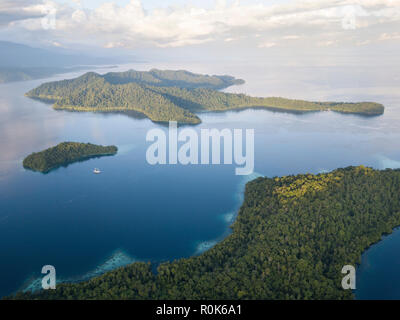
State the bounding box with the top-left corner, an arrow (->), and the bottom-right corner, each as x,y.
317,40 -> 339,47
2,0 -> 400,49
258,41 -> 277,48
50,40 -> 63,47
104,41 -> 127,49
379,32 -> 400,40
71,9 -> 86,23
283,35 -> 301,40
0,0 -> 45,25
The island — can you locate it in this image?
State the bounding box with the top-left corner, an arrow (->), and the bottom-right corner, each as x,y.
23,142 -> 118,173
8,166 -> 400,300
25,69 -> 384,124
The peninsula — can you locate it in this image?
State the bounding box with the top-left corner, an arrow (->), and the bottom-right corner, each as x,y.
25,69 -> 384,124
9,166 -> 400,299
23,142 -> 118,173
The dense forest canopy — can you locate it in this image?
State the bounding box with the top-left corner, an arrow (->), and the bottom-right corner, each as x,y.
25,70 -> 384,124
9,166 -> 400,300
23,142 -> 118,173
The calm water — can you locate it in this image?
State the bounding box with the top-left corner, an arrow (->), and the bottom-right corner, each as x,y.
0,60 -> 400,298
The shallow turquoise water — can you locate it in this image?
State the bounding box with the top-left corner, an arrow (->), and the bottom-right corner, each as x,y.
0,61 -> 400,298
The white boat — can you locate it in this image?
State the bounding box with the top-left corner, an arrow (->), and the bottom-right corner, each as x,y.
93,168 -> 101,174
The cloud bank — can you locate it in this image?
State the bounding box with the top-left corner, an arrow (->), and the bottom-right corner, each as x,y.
1,0 -> 400,49
0,0 -> 46,25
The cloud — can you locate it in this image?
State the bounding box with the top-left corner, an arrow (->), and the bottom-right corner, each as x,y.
104,41 -> 127,49
258,41 -> 277,48
0,0 -> 45,25
2,0 -> 400,49
379,32 -> 400,40
50,40 -> 63,47
317,40 -> 339,47
283,35 -> 301,40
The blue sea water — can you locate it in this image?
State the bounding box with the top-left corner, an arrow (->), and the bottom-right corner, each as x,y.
356,228 -> 400,299
0,60 -> 400,298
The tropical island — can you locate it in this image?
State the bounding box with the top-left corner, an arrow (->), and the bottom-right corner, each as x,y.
25,69 -> 384,124
23,142 -> 118,173
8,166 -> 400,299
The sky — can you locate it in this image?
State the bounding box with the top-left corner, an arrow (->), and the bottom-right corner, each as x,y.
0,0 -> 399,60
52,0 -> 292,11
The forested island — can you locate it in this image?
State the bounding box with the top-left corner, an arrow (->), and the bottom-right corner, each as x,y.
25,70 -> 384,124
8,166 -> 400,300
23,142 -> 118,173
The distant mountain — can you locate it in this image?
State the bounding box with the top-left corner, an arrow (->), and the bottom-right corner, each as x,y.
0,41 -> 126,68
0,66 -> 90,83
0,41 -> 132,83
